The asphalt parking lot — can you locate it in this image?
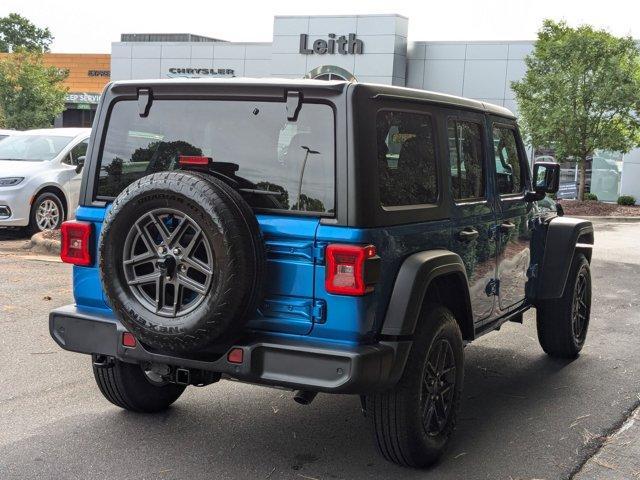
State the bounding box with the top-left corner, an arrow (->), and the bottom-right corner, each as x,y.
0,221 -> 639,480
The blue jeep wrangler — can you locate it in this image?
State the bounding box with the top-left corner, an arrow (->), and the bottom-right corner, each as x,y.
50,79 -> 594,468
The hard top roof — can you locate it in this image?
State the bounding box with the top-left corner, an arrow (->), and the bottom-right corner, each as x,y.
107,78 -> 515,119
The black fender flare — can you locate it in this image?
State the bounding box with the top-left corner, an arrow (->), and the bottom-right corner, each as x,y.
380,249 -> 472,337
536,216 -> 594,300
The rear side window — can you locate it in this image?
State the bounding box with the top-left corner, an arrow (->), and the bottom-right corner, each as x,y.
376,111 -> 438,207
492,126 -> 523,195
97,100 -> 335,214
447,120 -> 485,200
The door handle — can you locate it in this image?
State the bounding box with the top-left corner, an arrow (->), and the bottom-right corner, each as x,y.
458,228 -> 479,242
500,222 -> 516,232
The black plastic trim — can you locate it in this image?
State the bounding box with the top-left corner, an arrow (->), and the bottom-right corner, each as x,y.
380,249 -> 472,336
49,304 -> 406,394
536,216 -> 594,300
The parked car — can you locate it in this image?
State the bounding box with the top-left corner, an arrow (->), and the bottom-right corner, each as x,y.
0,128 -> 18,141
49,80 -> 594,468
0,128 -> 90,233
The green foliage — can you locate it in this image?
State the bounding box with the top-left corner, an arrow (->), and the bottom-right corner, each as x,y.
584,192 -> 599,201
0,13 -> 52,53
617,195 -> 636,206
0,51 -> 68,129
512,20 -> 640,200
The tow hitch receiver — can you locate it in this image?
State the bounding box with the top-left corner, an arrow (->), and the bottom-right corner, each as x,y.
175,368 -> 191,385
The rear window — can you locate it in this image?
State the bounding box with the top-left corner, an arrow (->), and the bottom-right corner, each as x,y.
97,99 -> 335,214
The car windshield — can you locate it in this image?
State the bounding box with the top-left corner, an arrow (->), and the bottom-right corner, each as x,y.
0,134 -> 74,161
97,99 -> 335,214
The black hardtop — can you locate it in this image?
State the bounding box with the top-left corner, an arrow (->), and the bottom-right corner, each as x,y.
103,78 -> 515,118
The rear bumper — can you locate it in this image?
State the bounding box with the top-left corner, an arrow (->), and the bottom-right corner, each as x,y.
49,304 -> 410,394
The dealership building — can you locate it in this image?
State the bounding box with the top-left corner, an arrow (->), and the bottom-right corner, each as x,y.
0,52 -> 111,128
108,14 -> 640,203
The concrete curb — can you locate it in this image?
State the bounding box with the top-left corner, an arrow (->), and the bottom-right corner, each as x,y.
26,232 -> 61,255
567,216 -> 640,223
574,405 -> 640,479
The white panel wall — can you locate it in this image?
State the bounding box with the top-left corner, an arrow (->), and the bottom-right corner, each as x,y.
620,149 -> 640,204
272,14 -> 407,85
111,41 -> 271,81
406,40 -> 535,113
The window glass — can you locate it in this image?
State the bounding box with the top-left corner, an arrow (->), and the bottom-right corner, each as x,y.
448,120 -> 484,200
65,140 -> 88,166
493,126 -> 523,195
377,111 -> 438,207
0,135 -> 73,161
97,100 -> 335,214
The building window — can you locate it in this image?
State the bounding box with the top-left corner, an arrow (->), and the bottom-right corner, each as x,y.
305,65 -> 356,82
448,120 -> 485,200
313,73 -> 347,81
377,110 -> 438,207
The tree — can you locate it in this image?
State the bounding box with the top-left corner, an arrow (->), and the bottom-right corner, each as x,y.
0,13 -> 53,52
0,51 -> 67,129
512,20 -> 640,200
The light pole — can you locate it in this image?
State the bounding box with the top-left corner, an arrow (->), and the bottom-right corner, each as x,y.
296,145 -> 320,210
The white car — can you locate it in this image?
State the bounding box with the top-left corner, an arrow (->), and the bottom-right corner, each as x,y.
0,129 -> 18,141
0,128 -> 91,233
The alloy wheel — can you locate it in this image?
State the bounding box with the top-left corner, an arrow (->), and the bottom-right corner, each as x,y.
572,268 -> 589,342
122,208 -> 215,317
421,338 -> 457,436
35,199 -> 61,231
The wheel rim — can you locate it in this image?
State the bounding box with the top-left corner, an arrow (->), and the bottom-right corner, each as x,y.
420,338 -> 457,437
36,199 -> 60,231
572,268 -> 589,342
122,208 -> 215,317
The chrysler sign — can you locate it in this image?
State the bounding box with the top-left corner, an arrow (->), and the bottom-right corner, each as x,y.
299,33 -> 364,55
167,67 -> 235,78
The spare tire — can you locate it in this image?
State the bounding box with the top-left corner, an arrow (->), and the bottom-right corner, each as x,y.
99,171 -> 265,354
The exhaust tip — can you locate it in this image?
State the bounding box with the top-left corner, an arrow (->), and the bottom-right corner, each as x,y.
293,390 -> 318,405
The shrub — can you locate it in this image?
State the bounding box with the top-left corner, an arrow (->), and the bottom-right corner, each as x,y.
584,192 -> 598,201
617,195 -> 636,206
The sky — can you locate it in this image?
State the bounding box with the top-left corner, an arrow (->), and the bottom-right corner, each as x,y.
1,0 -> 639,53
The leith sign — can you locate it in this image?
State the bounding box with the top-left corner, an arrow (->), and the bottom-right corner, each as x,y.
299,33 -> 364,55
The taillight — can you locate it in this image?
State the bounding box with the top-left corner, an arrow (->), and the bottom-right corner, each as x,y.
178,155 -> 211,166
325,244 -> 380,296
60,221 -> 93,266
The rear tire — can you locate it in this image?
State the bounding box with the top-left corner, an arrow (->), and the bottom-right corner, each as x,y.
536,253 -> 591,358
92,355 -> 186,413
366,305 -> 464,468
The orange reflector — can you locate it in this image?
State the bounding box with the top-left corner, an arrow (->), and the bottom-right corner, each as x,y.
122,332 -> 137,348
227,348 -> 243,364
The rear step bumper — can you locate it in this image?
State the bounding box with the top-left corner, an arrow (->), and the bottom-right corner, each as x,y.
49,304 -> 410,394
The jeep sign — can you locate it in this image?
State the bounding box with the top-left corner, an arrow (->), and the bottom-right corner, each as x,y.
299,33 -> 364,55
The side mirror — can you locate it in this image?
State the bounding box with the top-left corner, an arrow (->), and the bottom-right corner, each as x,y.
75,156 -> 86,174
527,162 -> 560,201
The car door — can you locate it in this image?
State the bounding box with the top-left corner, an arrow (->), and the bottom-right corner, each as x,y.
490,120 -> 533,312
62,139 -> 88,216
445,111 -> 498,324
